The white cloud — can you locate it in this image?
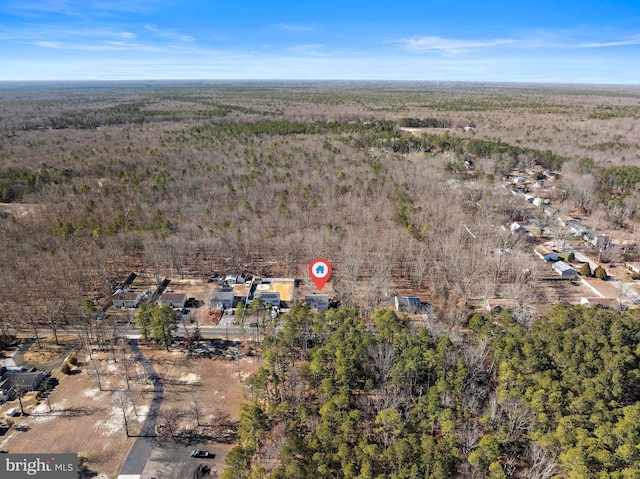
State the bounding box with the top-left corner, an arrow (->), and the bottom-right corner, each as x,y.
577,37 -> 640,48
0,0 -> 163,17
144,24 -> 195,42
274,23 -> 315,32
25,39 -> 199,53
288,44 -> 361,58
289,44 -> 330,56
398,35 -> 519,54
397,32 -> 640,54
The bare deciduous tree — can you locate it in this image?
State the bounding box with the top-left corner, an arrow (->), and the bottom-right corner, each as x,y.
523,443 -> 559,479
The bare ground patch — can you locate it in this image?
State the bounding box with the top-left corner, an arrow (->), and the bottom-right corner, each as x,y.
0,340 -> 260,478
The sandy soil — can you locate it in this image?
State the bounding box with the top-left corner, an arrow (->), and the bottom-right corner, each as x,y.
0,340 -> 260,479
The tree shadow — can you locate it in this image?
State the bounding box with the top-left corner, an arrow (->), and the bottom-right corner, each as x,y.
77,456 -> 101,478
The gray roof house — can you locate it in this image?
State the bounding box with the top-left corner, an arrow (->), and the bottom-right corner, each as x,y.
113,292 -> 143,309
510,222 -> 527,234
395,295 -> 422,313
552,261 -> 577,277
305,294 -> 329,311
158,292 -> 187,308
210,287 -> 235,309
0,368 -> 46,402
255,292 -> 281,309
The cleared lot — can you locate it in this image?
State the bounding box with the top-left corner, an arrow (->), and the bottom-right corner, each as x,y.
0,337 -> 259,478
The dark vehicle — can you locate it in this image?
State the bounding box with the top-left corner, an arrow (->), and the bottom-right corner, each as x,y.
190,449 -> 214,458
180,308 -> 190,315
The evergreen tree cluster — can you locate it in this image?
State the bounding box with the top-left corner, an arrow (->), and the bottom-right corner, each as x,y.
225,304 -> 640,479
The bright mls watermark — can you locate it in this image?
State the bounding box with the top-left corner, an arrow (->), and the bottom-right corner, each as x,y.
1,454 -> 76,478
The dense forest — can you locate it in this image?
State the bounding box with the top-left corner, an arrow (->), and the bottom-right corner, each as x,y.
225,304 -> 640,479
3,81 -> 640,477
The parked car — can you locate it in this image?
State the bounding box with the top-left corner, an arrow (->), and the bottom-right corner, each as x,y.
190,449 -> 214,458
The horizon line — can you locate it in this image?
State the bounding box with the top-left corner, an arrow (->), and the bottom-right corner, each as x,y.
1,78 -> 640,88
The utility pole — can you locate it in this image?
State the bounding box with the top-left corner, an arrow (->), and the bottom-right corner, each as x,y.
15,387 -> 25,415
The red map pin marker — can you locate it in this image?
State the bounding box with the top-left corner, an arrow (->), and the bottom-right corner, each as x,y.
308,258 -> 332,291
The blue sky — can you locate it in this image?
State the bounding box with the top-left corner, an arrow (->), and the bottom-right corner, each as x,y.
1,0 -> 639,83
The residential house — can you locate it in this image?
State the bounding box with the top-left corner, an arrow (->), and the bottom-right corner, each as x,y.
394,295 -> 422,314
552,261 -> 577,277
305,294 -> 329,311
209,287 -> 234,309
566,219 -> 590,237
255,292 -> 281,309
0,368 -> 46,402
112,292 -> 143,309
534,245 -> 558,262
158,292 -> 187,309
510,222 -> 527,234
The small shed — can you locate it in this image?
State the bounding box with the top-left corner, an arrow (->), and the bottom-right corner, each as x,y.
209,287 -> 234,309
395,295 -> 422,313
552,261 -> 577,277
113,292 -> 143,308
305,294 -> 329,311
158,292 -> 187,308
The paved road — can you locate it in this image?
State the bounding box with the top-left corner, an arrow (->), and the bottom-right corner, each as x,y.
12,337 -> 78,371
118,339 -> 164,479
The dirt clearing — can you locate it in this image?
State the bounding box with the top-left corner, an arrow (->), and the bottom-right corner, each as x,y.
0,339 -> 260,479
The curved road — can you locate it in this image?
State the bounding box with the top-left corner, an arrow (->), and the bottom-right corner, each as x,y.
13,337 -> 79,371
118,339 -> 164,478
